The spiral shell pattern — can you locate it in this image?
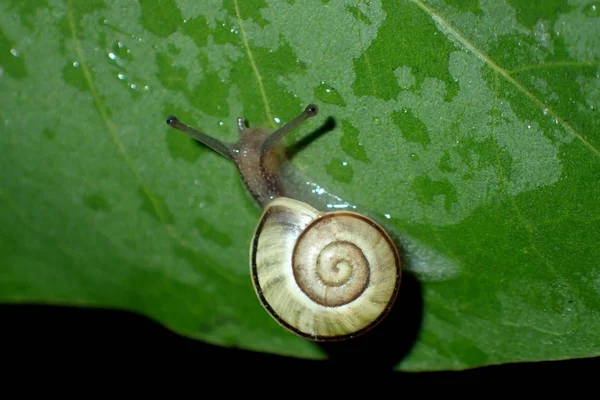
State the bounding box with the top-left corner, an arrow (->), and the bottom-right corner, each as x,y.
250,197 -> 401,341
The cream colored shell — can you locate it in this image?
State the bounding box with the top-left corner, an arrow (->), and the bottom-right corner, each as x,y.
250,197 -> 401,341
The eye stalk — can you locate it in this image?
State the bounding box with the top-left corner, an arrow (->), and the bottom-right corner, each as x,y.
166,104 -> 319,207
260,104 -> 318,156
166,115 -> 233,159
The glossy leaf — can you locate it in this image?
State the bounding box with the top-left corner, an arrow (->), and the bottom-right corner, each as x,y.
1,0 -> 599,371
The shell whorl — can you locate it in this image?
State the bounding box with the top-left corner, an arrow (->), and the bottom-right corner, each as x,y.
250,197 -> 401,341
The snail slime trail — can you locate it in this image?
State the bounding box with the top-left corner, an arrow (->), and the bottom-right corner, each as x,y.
166,104 -> 402,341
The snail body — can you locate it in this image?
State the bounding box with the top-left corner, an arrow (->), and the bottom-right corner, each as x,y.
166,104 -> 401,341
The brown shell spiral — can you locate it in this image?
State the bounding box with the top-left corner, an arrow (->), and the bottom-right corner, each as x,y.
250,197 -> 401,341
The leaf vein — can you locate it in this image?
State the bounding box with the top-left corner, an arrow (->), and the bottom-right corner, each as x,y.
67,0 -> 242,285
410,0 -> 600,158
233,0 -> 274,126
491,73 -> 580,335
509,61 -> 600,74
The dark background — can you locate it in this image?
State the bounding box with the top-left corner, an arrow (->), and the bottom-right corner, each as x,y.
1,303 -> 596,381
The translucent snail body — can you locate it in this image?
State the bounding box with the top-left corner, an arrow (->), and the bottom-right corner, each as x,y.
166,104 -> 401,341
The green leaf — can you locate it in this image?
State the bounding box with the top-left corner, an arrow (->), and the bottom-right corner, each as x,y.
1,0 -> 599,371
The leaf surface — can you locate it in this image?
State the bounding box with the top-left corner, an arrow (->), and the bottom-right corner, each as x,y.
1,0 -> 599,371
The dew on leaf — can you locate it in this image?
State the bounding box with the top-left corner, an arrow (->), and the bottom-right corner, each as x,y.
584,3 -> 598,16
62,61 -> 87,91
314,81 -> 346,106
325,157 -> 354,184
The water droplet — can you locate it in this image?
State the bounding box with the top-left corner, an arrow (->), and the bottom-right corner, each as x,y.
73,61 -> 79,67
384,213 -> 391,219
585,3 -> 598,15
527,124 -> 531,129
10,48 -> 19,57
314,81 -> 346,106
144,85 -> 150,91
373,117 -> 381,125
218,121 -> 224,126
117,41 -> 124,48
326,157 -> 353,183
542,108 -> 548,116
273,117 -> 281,124
118,73 -> 125,80
183,19 -> 188,23
130,83 -> 137,90
108,52 -> 117,60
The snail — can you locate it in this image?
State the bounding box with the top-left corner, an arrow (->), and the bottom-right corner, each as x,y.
166,104 -> 401,341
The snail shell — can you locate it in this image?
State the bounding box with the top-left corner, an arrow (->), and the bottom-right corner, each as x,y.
251,197 -> 401,341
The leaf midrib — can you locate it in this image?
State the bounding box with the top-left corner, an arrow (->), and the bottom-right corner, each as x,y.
66,0 -> 243,286
410,0 -> 600,158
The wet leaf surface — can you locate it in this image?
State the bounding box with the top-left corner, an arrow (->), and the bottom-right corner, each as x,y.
1,0 -> 599,371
